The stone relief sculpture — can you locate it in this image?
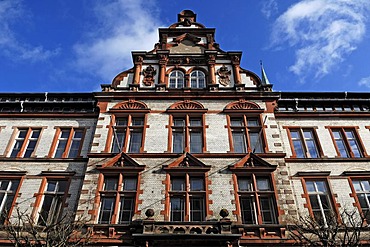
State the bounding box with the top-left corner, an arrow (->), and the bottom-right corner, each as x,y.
142,65 -> 156,86
217,65 -> 231,86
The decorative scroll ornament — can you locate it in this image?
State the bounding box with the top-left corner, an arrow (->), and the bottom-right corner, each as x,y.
142,65 -> 156,86
217,65 -> 231,86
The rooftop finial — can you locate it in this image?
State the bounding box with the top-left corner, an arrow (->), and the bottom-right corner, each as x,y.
260,60 -> 271,85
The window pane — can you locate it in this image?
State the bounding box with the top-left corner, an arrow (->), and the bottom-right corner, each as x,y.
171,197 -> 184,221
173,118 -> 185,126
123,178 -> 137,191
112,130 -> 126,153
98,197 -> 115,224
116,118 -> 128,126
260,197 -> 276,224
232,132 -> 246,153
238,178 -> 252,191
240,197 -> 256,224
128,131 -> 142,153
118,197 -> 134,223
173,132 -> 184,153
190,177 -> 204,191
190,197 -> 204,221
190,132 -> 202,153
104,178 -> 118,191
131,118 -> 144,126
189,118 -> 201,126
230,118 -> 243,126
249,132 -> 263,153
247,118 -> 259,127
172,178 -> 185,191
55,140 -> 67,158
256,178 -> 271,191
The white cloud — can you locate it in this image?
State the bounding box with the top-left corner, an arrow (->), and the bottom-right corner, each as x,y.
358,76 -> 370,88
261,0 -> 278,19
0,0 -> 59,62
73,0 -> 162,82
271,0 -> 370,80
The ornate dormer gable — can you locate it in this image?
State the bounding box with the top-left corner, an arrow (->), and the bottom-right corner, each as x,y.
105,10 -> 272,92
229,153 -> 277,172
163,152 -> 211,172
96,152 -> 145,172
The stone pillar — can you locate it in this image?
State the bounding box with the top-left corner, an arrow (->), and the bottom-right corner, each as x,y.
133,56 -> 143,85
231,55 -> 241,84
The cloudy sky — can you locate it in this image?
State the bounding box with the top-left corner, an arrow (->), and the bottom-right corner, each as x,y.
0,0 -> 369,92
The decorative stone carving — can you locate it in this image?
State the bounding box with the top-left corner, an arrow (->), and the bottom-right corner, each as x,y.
145,209 -> 155,219
217,65 -> 231,86
142,65 -> 156,86
219,209 -> 229,218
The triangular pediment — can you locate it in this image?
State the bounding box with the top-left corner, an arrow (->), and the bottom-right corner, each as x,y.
163,153 -> 211,172
173,33 -> 201,44
229,153 -> 277,172
96,152 -> 145,171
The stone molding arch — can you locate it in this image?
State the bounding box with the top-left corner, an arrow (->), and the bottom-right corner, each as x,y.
168,100 -> 205,111
224,99 -> 261,111
111,100 -> 149,111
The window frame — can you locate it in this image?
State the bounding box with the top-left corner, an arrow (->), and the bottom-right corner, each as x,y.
226,114 -> 266,153
233,173 -> 278,225
168,113 -> 207,153
285,127 -> 323,158
0,172 -> 24,224
190,70 -> 206,88
8,127 -> 43,158
327,127 -> 367,158
33,173 -> 73,226
347,175 -> 370,223
106,114 -> 148,153
168,174 -> 207,222
96,172 -> 140,224
168,70 -> 185,89
301,176 -> 338,226
49,127 -> 86,158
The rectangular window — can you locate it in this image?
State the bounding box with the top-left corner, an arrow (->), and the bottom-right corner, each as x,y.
330,128 -> 364,158
352,179 -> 370,221
54,128 -> 84,158
10,128 -> 41,158
305,180 -> 333,226
237,175 -> 277,224
228,116 -> 264,153
171,116 -> 204,153
112,116 -> 144,153
288,128 -> 320,158
38,180 -> 68,226
0,179 -> 20,224
98,175 -> 138,224
169,175 -> 205,222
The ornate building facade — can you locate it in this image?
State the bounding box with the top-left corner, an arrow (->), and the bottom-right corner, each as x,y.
1,10 -> 370,247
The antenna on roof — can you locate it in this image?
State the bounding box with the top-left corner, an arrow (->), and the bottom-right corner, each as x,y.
260,60 -> 271,86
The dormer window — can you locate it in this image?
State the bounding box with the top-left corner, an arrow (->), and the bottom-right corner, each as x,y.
190,71 -> 205,88
169,71 -> 184,88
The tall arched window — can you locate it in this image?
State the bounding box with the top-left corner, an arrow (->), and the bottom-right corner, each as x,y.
190,71 -> 205,88
169,71 -> 184,88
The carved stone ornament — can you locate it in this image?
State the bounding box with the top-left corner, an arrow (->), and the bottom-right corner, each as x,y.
142,65 -> 156,86
217,65 -> 231,86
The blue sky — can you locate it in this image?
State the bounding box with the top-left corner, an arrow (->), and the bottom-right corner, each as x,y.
0,0 -> 369,93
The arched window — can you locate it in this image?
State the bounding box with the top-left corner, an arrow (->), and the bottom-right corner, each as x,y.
169,71 -> 184,88
190,71 -> 205,88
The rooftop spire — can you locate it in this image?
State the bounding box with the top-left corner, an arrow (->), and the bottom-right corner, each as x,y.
260,60 -> 271,86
